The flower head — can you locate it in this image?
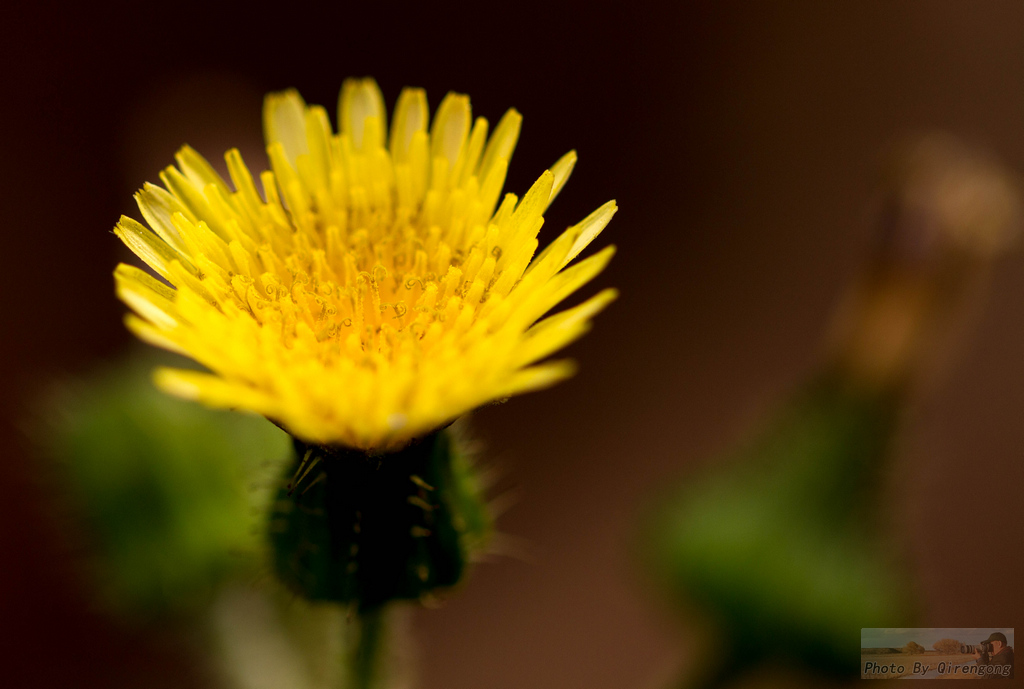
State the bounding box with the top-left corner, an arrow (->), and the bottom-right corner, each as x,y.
114,78 -> 616,450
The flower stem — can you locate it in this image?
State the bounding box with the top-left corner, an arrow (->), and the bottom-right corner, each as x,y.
351,606 -> 386,689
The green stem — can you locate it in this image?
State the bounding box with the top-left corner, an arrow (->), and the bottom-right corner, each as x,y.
352,606 -> 386,689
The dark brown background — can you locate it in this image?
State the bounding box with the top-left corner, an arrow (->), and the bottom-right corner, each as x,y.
2,2 -> 1021,687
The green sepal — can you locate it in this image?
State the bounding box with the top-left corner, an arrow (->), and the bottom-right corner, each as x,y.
269,428 -> 479,610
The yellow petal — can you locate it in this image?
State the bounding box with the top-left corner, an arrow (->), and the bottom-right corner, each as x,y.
515,288 -> 617,366
496,360 -> 577,398
561,200 -> 618,269
509,171 -> 554,241
114,263 -> 180,330
339,77 -> 386,151
457,117 -> 489,187
154,367 -> 273,412
264,89 -> 309,165
389,87 -> 428,162
175,145 -> 231,199
135,183 -> 192,254
124,314 -> 186,354
478,108 -> 521,183
520,245 -> 617,324
114,216 -> 195,280
430,92 -> 471,170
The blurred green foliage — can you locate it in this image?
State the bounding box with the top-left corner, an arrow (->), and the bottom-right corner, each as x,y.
44,353 -> 290,619
646,373 -> 914,686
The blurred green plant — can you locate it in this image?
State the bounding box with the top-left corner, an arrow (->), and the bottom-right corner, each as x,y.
647,373 -> 912,685
44,352 -> 290,619
642,135 -> 1022,688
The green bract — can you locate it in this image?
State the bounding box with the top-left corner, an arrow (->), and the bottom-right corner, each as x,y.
270,427 -> 492,610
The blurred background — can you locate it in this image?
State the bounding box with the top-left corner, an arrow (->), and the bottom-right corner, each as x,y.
2,1 -> 1023,687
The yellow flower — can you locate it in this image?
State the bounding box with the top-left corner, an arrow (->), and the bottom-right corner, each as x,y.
114,78 -> 617,451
